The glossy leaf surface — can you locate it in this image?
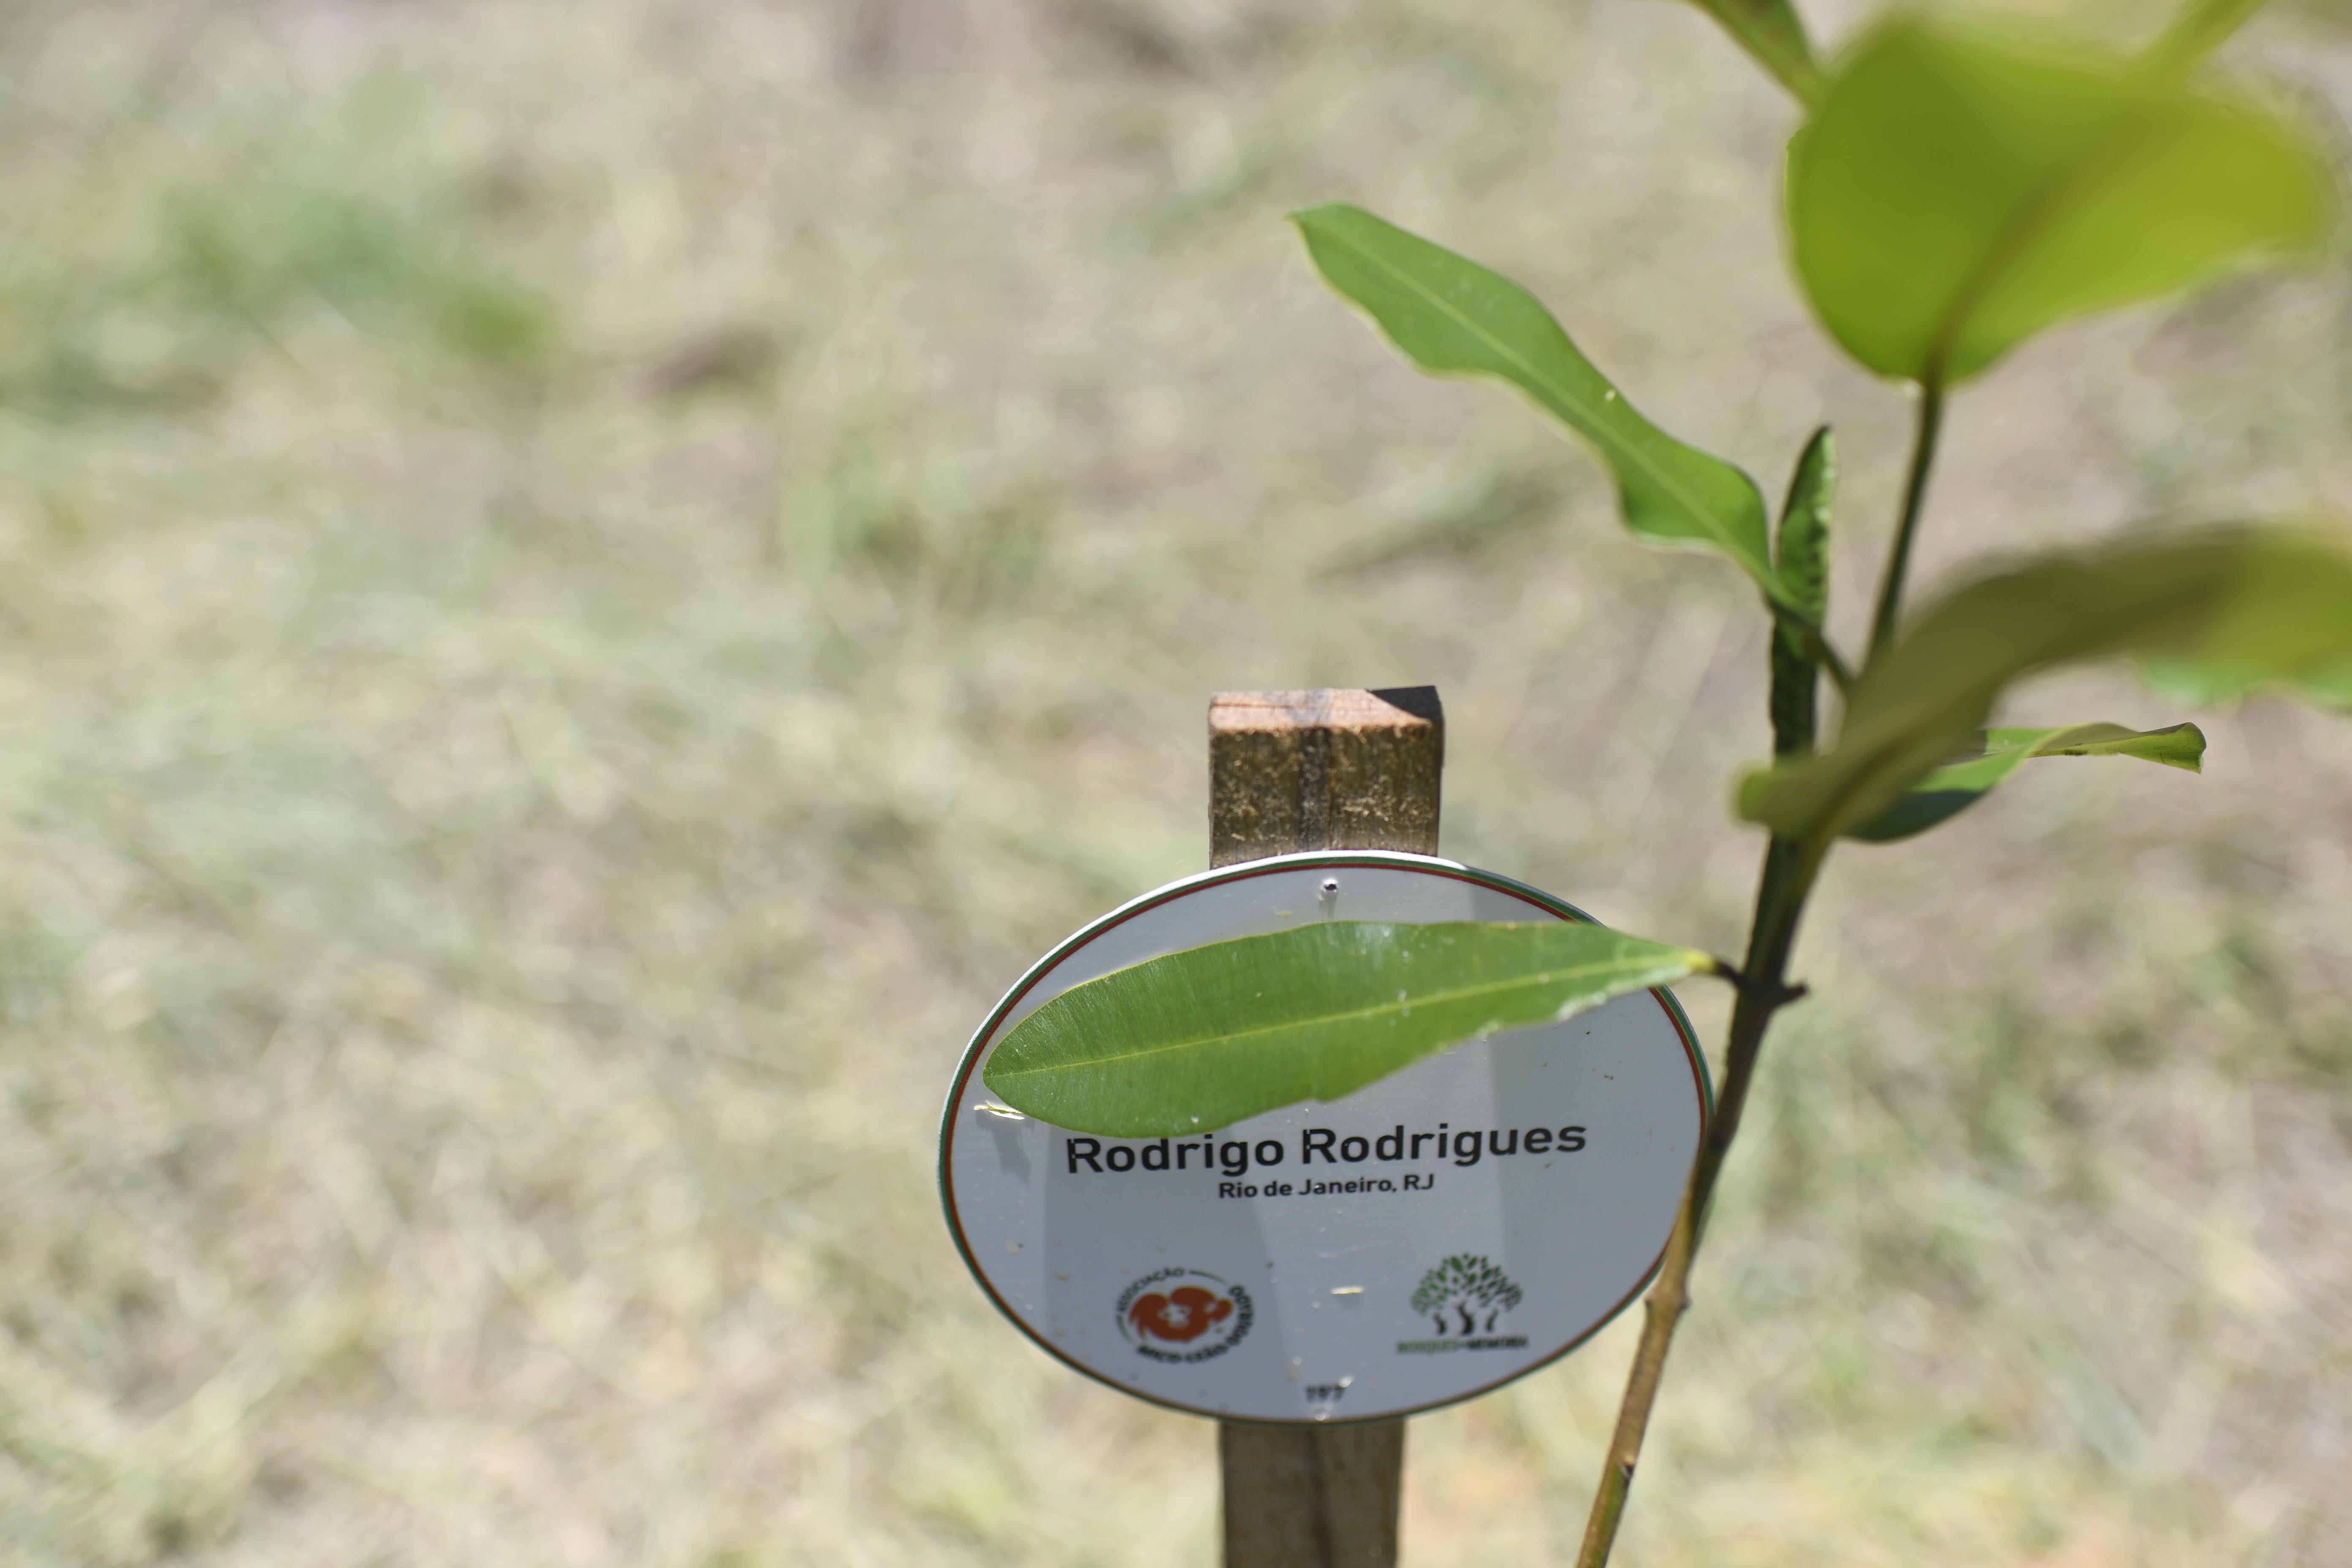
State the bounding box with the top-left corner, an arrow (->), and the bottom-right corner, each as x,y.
983,920 -> 1712,1138
1293,204 -> 1786,605
1787,18 -> 2328,384
1847,722 -> 2205,842
1740,530 -> 2352,844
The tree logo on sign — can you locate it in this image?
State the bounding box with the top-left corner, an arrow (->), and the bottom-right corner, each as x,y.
1412,1254 -> 1523,1336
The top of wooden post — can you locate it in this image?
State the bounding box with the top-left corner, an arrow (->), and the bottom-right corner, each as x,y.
1208,687 -> 1443,867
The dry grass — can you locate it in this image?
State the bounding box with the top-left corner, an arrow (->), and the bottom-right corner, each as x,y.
1,0 -> 2349,1563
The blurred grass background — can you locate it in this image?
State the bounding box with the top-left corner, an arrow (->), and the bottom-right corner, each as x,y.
2,0 -> 2349,1563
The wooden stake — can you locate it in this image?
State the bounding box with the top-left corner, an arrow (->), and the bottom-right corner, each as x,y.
1208,686 -> 1441,1568
1210,688 -> 1442,867
1220,1423 -> 1405,1568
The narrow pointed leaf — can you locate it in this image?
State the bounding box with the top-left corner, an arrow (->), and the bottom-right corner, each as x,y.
982,920 -> 1714,1138
1769,427 -> 1836,757
1847,721 -> 2205,842
1788,17 -> 2329,385
1678,0 -> 1825,104
1739,529 -> 2352,844
1292,204 -> 1787,606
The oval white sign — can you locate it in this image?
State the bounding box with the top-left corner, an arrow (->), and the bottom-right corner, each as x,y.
939,852 -> 1709,1426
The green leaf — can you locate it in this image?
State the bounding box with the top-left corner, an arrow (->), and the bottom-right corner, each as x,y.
1786,18 -> 2329,385
1677,0 -> 1825,104
1292,204 -> 1786,606
1739,528 -> 2352,844
2140,653 -> 2352,711
1769,427 -> 1836,757
1846,721 -> 2205,843
2142,0 -> 2276,84
982,920 -> 1715,1138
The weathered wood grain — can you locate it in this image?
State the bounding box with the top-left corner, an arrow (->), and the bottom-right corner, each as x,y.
1208,687 -> 1442,868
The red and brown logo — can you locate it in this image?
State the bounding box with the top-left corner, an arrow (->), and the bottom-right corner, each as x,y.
1131,1285 -> 1231,1344
1115,1269 -> 1252,1362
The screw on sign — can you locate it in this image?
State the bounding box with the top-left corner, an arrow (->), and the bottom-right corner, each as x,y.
937,690 -> 1708,1568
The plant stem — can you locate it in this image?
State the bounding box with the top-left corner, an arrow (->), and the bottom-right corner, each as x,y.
1866,380 -> 1945,665
1775,610 -> 1853,695
1572,833 -> 1821,1568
